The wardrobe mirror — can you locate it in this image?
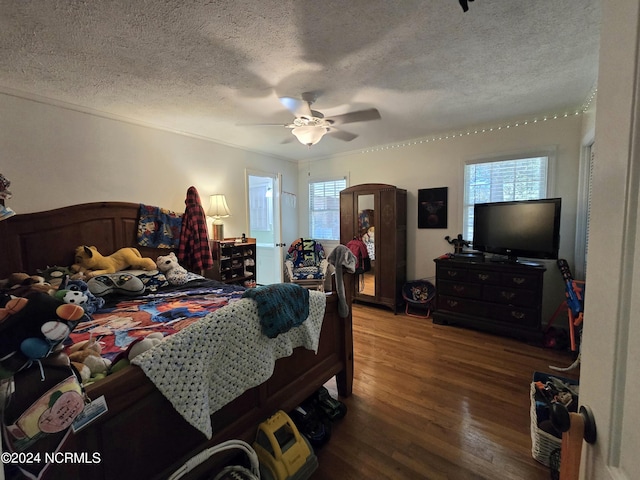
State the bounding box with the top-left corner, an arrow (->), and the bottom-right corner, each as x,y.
357,193 -> 375,296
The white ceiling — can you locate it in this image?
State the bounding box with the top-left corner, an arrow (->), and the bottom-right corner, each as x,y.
0,0 -> 601,161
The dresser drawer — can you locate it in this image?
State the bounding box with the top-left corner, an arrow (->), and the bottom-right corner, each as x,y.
488,304 -> 539,328
501,272 -> 541,289
437,266 -> 468,282
438,280 -> 482,299
438,295 -> 488,317
483,285 -> 538,307
467,269 -> 502,285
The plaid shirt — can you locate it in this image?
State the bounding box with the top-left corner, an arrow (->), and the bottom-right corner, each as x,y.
178,186 -> 213,272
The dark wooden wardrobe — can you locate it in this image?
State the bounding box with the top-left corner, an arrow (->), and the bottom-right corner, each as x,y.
340,183 -> 407,313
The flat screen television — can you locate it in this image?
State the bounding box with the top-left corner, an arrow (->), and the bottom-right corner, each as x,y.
472,198 -> 561,263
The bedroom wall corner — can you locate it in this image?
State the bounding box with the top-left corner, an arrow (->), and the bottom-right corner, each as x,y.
0,93 -> 298,242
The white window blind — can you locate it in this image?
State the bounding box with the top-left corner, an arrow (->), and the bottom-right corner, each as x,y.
309,178 -> 347,240
463,156 -> 549,242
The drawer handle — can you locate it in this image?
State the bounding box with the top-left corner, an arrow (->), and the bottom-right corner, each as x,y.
447,300 -> 459,307
511,310 -> 525,319
453,285 -> 465,293
512,277 -> 526,285
501,291 -> 516,300
447,271 -> 458,277
478,274 -> 489,281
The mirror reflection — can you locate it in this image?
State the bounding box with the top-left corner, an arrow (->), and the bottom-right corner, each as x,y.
357,194 -> 375,296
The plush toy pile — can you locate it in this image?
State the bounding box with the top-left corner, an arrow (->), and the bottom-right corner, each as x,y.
0,292 -> 91,479
0,240 -> 210,476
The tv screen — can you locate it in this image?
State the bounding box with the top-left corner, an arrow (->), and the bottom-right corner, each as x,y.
472,198 -> 561,262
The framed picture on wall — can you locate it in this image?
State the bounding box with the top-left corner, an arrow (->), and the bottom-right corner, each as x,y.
418,187 -> 448,229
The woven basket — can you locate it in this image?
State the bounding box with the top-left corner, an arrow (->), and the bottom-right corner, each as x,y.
529,382 -> 562,467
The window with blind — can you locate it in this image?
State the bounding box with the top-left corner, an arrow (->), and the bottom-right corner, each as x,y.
309,178 -> 347,240
463,156 -> 549,242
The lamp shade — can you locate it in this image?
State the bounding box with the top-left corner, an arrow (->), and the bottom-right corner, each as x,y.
207,194 -> 231,218
292,126 -> 328,146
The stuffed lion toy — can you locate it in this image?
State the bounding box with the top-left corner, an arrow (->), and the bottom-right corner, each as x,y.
71,245 -> 156,278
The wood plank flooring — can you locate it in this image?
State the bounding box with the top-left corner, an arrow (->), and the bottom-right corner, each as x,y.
313,303 -> 579,479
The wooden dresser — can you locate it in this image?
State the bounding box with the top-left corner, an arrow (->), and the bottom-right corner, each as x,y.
433,257 -> 546,341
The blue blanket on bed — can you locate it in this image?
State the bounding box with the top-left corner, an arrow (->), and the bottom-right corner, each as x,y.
242,283 -> 310,338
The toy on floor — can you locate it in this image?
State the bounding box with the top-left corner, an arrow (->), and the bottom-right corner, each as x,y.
253,410 -> 318,480
71,245 -> 156,278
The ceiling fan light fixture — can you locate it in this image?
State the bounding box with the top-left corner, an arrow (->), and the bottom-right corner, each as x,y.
292,126 -> 328,147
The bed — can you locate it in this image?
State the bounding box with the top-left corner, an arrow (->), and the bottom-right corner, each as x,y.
0,201 -> 353,480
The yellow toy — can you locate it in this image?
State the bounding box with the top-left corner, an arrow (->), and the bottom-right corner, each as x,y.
253,410 -> 318,480
71,245 -> 156,278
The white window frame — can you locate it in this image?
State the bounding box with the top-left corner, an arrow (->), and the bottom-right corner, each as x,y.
463,149 -> 556,244
308,177 -> 347,241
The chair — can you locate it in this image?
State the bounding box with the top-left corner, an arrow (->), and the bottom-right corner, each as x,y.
284,238 -> 328,291
402,279 -> 436,318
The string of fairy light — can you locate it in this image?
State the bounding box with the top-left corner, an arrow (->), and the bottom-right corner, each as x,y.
360,88 -> 597,154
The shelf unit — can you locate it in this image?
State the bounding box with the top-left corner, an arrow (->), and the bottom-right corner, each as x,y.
207,238 -> 256,286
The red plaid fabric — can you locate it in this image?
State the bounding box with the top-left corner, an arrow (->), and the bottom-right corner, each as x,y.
178,186 -> 213,272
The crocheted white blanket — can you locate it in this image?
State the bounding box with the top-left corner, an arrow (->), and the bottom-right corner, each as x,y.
132,290 -> 327,439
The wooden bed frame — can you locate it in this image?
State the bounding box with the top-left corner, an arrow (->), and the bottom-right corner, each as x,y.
0,202 -> 354,480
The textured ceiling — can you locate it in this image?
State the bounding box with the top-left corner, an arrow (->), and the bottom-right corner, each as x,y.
0,0 -> 601,161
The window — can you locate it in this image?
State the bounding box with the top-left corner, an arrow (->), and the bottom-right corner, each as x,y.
463,156 -> 549,242
309,178 -> 347,240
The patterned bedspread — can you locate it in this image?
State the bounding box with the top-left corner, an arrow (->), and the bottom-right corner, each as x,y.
69,279 -> 244,360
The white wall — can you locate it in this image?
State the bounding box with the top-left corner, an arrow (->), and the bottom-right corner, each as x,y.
299,115 -> 583,279
0,92 -> 299,240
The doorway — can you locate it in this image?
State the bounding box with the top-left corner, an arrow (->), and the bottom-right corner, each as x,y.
246,170 -> 283,285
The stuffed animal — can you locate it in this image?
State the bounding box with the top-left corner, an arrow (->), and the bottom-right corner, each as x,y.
127,332 -> 165,361
156,252 -> 189,285
54,278 -> 105,315
71,245 -> 156,278
0,272 -> 52,296
37,265 -> 77,288
109,332 -> 165,374
67,338 -> 111,385
0,291 -> 90,379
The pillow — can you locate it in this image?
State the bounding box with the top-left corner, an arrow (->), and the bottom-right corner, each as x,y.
87,273 -> 146,297
130,269 -> 170,291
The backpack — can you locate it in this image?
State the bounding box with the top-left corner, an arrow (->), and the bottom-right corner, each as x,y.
346,239 -> 371,274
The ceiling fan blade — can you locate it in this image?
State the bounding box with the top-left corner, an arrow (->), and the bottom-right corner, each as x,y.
236,122 -> 293,127
327,108 -> 381,125
329,129 -> 358,142
279,97 -> 313,118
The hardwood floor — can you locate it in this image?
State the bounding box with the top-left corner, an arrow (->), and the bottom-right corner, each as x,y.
313,303 -> 579,479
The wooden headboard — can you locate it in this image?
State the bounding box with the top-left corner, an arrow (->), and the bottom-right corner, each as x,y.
0,202 -> 172,278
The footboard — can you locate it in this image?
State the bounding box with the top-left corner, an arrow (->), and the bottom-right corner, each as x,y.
34,291 -> 351,480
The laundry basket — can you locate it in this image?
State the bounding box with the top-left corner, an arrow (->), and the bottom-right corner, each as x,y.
168,439 -> 260,480
402,279 -> 436,318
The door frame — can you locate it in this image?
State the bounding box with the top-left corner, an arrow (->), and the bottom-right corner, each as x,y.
245,169 -> 283,285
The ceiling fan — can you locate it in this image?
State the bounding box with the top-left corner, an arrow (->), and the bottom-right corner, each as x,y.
249,92 -> 381,147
